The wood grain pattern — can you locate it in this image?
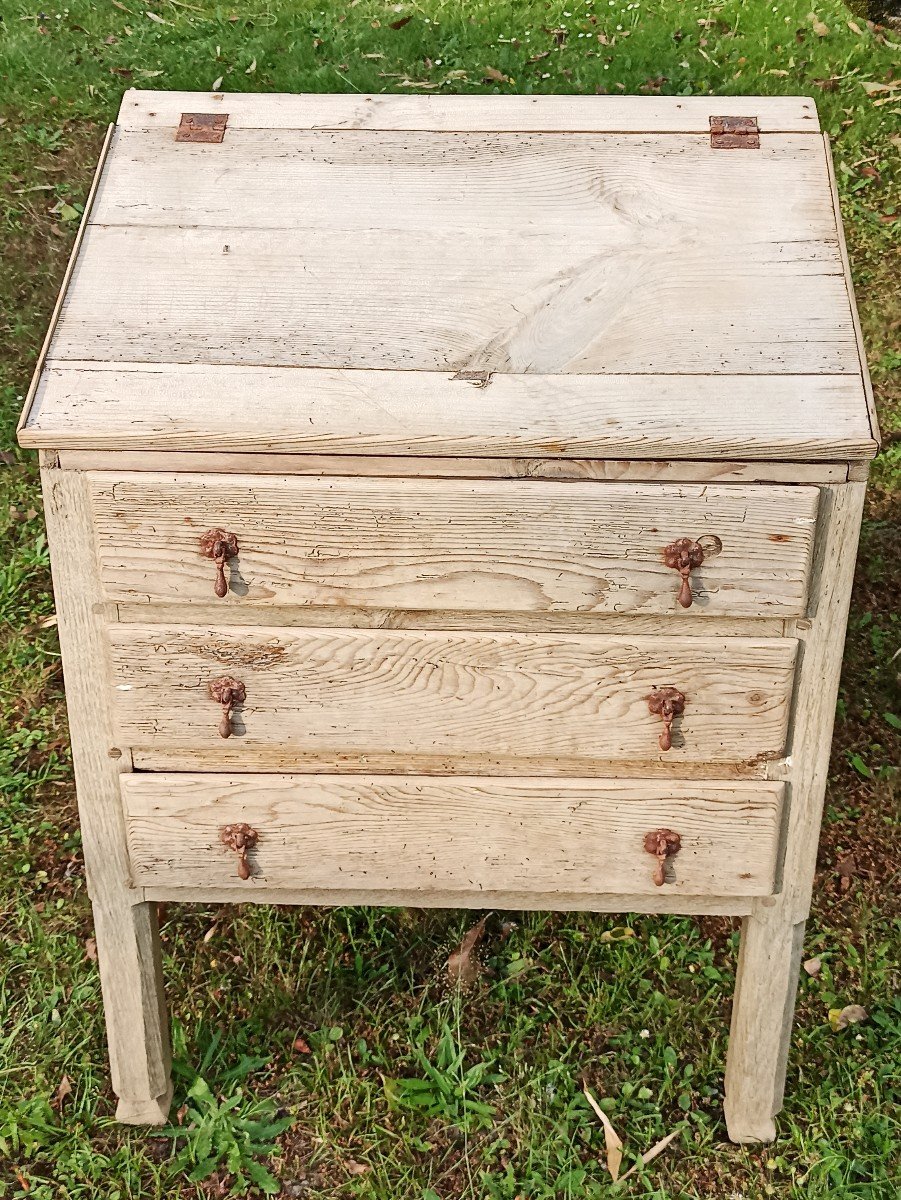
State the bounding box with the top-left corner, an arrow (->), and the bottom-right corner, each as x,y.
40,467 -> 171,1122
88,474 -> 819,617
117,90 -> 820,133
24,364 -> 875,462
724,482 -> 867,1143
108,625 -> 797,768
51,449 -> 855,485
48,224 -> 857,375
138,884 -> 756,917
15,126 -> 115,446
92,130 -> 838,238
121,773 -> 785,897
109,602 -> 787,639
822,135 -> 880,448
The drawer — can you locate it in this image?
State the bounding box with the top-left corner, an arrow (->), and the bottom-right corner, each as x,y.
89,474 -> 819,617
110,625 -> 797,772
121,774 -> 785,897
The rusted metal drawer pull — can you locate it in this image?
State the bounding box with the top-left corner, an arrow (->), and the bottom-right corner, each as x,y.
643,828 -> 682,886
662,535 -> 722,608
209,676 -> 246,739
646,686 -> 686,752
220,822 -> 258,881
200,528 -> 239,598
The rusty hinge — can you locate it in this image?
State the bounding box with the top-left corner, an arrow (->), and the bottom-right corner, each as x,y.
709,115 -> 760,149
175,112 -> 228,143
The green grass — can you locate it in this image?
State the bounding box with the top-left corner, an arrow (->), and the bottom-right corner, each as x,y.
1,1 -> 899,1196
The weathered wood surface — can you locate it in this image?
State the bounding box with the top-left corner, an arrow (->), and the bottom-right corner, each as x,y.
822,135 -> 881,448
15,125 -> 115,447
24,364 -> 876,461
108,602 -> 787,639
121,773 -> 785,897
118,90 -> 820,133
724,482 -> 867,1143
89,474 -> 819,616
40,467 -> 171,1123
139,884 -> 756,917
93,130 -> 837,237
51,448 -> 856,484
48,224 -> 857,375
108,625 -> 797,768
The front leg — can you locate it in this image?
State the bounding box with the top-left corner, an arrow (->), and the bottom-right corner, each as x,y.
93,896 -> 172,1123
723,900 -> 805,1143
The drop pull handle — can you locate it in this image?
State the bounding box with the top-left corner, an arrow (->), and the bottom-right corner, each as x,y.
643,828 -> 682,887
209,675 -> 246,738
662,535 -> 722,608
646,687 -> 686,752
220,822 -> 259,881
200,528 -> 239,598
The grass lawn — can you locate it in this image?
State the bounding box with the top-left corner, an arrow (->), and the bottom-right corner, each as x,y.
0,1 -> 899,1196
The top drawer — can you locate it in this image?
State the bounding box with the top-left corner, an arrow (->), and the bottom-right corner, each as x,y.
88,474 -> 818,618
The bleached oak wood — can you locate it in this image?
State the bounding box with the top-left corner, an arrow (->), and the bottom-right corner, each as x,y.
24,364 -> 875,462
108,626 -> 797,769
51,448 -> 854,484
48,223 -> 857,375
16,94 -> 873,1143
139,885 -> 755,916
128,751 -> 773,780
93,129 -> 838,238
109,602 -> 787,639
724,482 -> 867,1143
88,474 -> 819,617
117,90 -> 820,133
121,774 -> 785,897
40,467 -> 171,1124
822,135 -> 881,448
15,126 -> 114,444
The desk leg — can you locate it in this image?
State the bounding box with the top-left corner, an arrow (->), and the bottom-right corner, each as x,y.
41,464 -> 173,1123
92,897 -> 172,1123
723,902 -> 804,1143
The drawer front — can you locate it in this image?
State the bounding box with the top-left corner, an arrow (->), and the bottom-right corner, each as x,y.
89,474 -> 818,617
121,774 -> 784,897
110,625 -> 797,771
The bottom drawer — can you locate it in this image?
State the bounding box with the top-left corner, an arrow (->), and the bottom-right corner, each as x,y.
122,775 -> 784,898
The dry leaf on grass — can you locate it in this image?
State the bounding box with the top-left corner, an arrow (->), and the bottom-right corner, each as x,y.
861,80 -> 901,95
582,1084 -> 623,1183
829,1004 -> 868,1031
483,67 -> 510,83
52,1075 -> 73,1108
84,937 -> 98,962
446,913 -> 490,985
619,1127 -> 682,1181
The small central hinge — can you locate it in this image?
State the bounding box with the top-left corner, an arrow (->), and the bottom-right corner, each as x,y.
709,115 -> 760,149
175,112 -> 228,143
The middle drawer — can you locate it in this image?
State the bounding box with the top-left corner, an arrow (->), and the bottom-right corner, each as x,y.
109,625 -> 796,773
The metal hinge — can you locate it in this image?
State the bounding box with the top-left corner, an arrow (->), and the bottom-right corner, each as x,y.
709,115 -> 760,149
175,112 -> 228,143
